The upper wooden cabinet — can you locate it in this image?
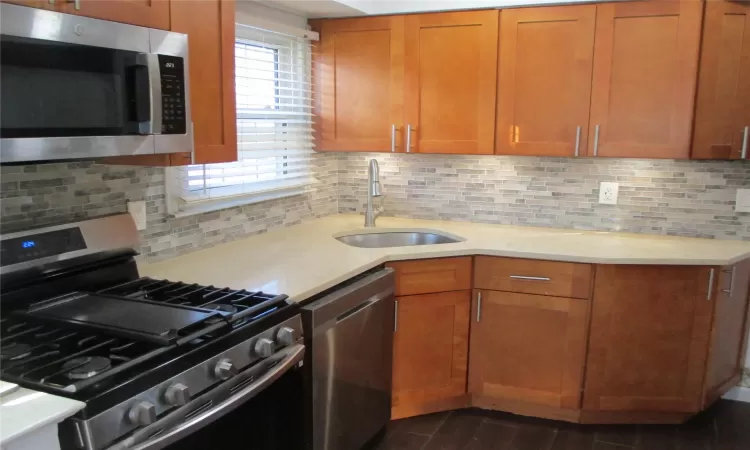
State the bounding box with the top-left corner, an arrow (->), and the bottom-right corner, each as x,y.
171,0 -> 236,165
312,17 -> 405,153
60,0 -> 170,29
313,10 -> 497,155
692,1 -> 750,160
495,5 -> 596,157
587,1 -> 702,159
583,265 -> 715,413
403,11 -> 498,154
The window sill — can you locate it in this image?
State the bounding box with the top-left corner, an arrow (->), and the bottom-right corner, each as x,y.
170,184 -> 308,218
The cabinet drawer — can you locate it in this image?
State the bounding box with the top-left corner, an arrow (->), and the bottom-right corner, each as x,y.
387,257 -> 472,296
474,257 -> 592,299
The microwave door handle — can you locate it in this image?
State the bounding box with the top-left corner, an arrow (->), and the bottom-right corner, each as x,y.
104,344 -> 305,450
135,54 -> 162,135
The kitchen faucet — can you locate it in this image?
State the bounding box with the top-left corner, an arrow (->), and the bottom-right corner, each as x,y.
365,159 -> 384,227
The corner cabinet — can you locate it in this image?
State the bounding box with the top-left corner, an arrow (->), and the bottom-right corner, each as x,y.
2,0 -> 170,27
692,0 -> 750,160
312,10 -> 498,155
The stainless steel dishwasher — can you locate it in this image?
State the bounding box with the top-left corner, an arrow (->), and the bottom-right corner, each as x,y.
301,268 -> 395,450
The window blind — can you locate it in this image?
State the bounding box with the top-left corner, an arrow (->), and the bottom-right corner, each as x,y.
167,26 -> 314,214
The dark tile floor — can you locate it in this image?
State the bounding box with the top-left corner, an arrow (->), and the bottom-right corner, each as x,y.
370,400 -> 750,450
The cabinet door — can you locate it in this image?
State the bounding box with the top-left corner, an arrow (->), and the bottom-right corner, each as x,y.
588,1 -> 702,159
1,0 -> 59,10
468,290 -> 589,410
171,0 -> 236,164
62,0 -> 170,29
583,265 -> 715,413
496,5 -> 595,157
404,11 -> 498,155
703,259 -> 750,406
392,291 -> 470,419
692,1 -> 750,160
313,17 -> 405,152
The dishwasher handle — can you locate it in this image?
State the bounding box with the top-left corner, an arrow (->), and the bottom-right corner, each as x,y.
336,294 -> 383,323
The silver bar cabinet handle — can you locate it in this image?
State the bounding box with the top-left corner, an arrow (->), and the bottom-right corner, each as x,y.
406,125 -> 412,153
391,125 -> 397,153
742,126 -> 749,160
393,300 -> 399,332
510,275 -> 551,282
67,0 -> 81,10
707,268 -> 715,301
476,291 -> 482,322
721,267 -> 736,296
593,125 -> 600,156
574,126 -> 581,157
49,0 -> 55,4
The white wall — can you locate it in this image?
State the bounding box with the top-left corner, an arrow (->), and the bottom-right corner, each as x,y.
236,1 -> 308,28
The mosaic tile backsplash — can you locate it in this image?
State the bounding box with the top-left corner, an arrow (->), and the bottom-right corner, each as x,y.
0,153 -> 338,262
338,154 -> 750,240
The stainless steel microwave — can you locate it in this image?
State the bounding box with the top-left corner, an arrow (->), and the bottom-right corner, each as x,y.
0,3 -> 192,163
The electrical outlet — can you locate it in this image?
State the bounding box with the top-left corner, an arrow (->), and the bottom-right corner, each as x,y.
127,201 -> 147,230
736,189 -> 750,213
598,182 -> 619,205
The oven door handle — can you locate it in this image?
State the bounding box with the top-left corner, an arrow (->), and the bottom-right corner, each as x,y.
108,344 -> 304,450
134,53 -> 162,135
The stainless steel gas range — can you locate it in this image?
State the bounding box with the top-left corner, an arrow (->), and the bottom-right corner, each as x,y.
0,215 -> 305,450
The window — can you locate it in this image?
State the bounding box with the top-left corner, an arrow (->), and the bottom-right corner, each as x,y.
167,26 -> 314,216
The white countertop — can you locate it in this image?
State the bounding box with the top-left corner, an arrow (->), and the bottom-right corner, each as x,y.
139,214 -> 750,303
0,384 -> 84,445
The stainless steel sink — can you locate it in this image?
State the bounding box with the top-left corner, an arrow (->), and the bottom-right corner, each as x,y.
335,231 -> 464,248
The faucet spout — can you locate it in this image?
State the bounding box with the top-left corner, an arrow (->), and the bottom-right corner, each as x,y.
365,159 -> 384,227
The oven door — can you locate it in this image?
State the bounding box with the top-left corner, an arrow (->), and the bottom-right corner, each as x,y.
105,344 -> 305,450
0,3 -> 191,163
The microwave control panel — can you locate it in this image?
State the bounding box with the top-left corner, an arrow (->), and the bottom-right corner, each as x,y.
159,55 -> 187,135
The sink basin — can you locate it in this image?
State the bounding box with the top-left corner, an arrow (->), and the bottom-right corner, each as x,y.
335,230 -> 464,248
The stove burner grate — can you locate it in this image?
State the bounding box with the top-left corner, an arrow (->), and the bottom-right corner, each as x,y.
62,356 -> 112,380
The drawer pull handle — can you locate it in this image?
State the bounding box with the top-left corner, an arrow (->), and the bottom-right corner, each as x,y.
707,269 -> 715,301
509,275 -> 551,282
476,291 -> 482,323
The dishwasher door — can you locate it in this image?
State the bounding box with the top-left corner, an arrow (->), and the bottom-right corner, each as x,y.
302,268 -> 395,450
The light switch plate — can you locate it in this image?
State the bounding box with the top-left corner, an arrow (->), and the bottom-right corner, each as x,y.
599,182 -> 619,205
127,200 -> 147,230
736,189 -> 750,213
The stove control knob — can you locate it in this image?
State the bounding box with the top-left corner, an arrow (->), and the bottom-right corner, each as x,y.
276,327 -> 296,347
128,401 -> 157,426
254,338 -> 274,358
214,359 -> 237,380
164,383 -> 191,406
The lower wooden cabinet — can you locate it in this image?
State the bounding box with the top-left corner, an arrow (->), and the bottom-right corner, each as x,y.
392,290 -> 471,419
703,259 -> 750,406
468,290 -> 589,412
583,265 -> 715,413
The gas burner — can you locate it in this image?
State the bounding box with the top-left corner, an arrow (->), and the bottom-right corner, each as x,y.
63,356 -> 112,380
1,343 -> 32,361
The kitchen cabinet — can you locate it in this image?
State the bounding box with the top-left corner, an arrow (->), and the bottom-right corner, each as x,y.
386,257 -> 473,419
583,265 -> 715,413
392,290 -> 471,420
495,5 -> 596,157
403,11 -> 498,154
692,0 -> 750,160
387,257 -> 472,296
587,1 -> 702,159
469,290 -> 589,412
60,0 -> 170,30
107,0 -> 237,166
311,17 -> 405,153
474,256 -> 592,299
703,259 -> 750,406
